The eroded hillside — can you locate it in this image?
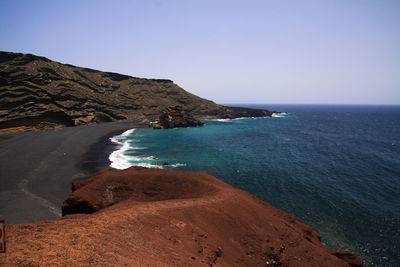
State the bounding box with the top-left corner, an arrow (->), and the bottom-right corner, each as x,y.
0,52 -> 224,131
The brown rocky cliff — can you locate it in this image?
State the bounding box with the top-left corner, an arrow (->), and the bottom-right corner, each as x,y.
0,52 -> 224,132
151,105 -> 205,129
4,167 -> 362,266
0,52 -> 275,133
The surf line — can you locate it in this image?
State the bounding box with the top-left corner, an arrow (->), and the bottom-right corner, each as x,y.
109,128 -> 162,169
109,129 -> 136,170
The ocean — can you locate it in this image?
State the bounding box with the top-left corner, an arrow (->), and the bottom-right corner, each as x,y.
109,104 -> 400,266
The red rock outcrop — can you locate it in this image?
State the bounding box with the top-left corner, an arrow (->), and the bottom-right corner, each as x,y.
4,167 -> 362,266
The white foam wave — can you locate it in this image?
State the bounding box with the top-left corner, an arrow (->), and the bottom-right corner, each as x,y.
234,117 -> 257,120
109,129 -> 164,170
214,119 -> 232,122
207,116 -> 273,122
142,155 -> 158,160
135,162 -> 163,169
110,129 -> 135,145
109,129 -> 136,170
272,112 -> 288,118
170,163 -> 187,168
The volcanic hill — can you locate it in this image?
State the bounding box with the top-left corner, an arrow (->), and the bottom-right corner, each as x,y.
0,51 -> 272,132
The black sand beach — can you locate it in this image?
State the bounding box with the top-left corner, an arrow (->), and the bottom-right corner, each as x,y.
0,121 -> 144,224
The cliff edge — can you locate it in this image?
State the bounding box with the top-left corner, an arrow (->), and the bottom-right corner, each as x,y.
5,167 -> 362,266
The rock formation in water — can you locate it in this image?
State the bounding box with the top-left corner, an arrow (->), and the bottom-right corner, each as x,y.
150,105 -> 204,129
0,51 -> 273,133
1,167 -> 360,266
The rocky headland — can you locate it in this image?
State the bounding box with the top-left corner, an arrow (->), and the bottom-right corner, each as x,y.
151,105 -> 204,129
4,167 -> 362,266
0,51 -> 273,133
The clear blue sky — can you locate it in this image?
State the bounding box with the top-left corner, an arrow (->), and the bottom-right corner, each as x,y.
1,0 -> 399,104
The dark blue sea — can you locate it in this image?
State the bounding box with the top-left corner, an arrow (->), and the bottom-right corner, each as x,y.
109,104 -> 400,266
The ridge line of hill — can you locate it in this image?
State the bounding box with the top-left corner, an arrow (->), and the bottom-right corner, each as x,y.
0,51 -> 273,133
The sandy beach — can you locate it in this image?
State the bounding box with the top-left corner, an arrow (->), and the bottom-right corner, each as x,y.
0,121 -> 144,224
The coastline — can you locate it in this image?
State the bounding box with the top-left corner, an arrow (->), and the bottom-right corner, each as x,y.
0,120 -> 145,224
0,118 -> 364,266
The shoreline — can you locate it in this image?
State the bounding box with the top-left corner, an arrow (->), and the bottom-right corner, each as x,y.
0,120 -> 145,224
0,122 -> 362,266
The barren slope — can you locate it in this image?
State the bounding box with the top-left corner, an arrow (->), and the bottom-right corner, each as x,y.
4,167 -> 362,266
0,52 -> 226,132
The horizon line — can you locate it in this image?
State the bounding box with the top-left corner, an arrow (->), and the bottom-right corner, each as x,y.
220,103 -> 400,106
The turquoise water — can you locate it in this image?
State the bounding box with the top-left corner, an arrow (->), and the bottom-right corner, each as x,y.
110,105 -> 400,266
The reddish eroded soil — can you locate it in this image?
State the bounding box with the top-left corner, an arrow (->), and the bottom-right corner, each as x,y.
3,167 -> 362,266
